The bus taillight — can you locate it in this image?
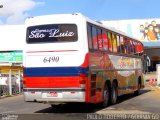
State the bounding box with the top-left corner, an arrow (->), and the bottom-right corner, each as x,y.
79,73 -> 86,88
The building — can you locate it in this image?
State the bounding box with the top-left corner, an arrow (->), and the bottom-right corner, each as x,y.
0,25 -> 24,94
0,25 -> 24,69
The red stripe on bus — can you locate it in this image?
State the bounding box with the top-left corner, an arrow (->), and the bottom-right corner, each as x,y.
24,76 -> 81,88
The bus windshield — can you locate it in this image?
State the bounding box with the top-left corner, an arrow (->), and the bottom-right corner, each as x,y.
26,24 -> 78,43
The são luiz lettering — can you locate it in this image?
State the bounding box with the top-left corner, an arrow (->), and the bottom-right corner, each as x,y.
29,29 -> 75,38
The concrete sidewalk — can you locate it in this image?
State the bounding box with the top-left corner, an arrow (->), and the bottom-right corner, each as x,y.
0,93 -> 22,99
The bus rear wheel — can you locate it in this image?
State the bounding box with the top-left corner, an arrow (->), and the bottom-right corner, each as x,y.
110,82 -> 118,104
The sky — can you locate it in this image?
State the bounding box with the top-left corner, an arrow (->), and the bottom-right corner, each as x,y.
0,0 -> 160,24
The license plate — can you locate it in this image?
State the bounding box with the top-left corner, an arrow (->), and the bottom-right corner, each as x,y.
42,92 -> 63,98
47,92 -> 58,97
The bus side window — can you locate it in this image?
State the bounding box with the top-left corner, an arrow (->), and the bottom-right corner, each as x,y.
133,41 -> 140,56
130,40 -> 135,55
132,41 -> 135,55
87,24 -> 93,49
91,26 -> 98,50
137,42 -> 144,56
102,30 -> 108,51
116,35 -> 120,53
124,37 -> 132,54
123,37 -> 132,54
97,29 -> 103,50
118,36 -> 125,53
112,33 -> 117,53
140,43 -> 144,55
107,32 -> 112,52
126,38 -> 132,54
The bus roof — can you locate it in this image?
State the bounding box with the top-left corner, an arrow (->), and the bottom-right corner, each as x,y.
25,13 -> 142,44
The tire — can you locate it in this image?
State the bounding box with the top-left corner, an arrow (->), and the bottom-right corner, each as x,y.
102,84 -> 110,107
134,82 -> 140,96
51,104 -> 62,108
110,82 -> 118,105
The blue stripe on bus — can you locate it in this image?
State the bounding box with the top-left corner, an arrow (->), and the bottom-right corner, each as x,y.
24,67 -> 89,77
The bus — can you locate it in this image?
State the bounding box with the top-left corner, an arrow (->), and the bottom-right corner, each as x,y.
23,13 -> 145,107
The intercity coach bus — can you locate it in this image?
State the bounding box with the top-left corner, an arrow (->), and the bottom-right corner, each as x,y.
23,13 -> 145,107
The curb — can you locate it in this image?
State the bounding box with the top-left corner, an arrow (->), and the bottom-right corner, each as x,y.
0,93 -> 22,99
